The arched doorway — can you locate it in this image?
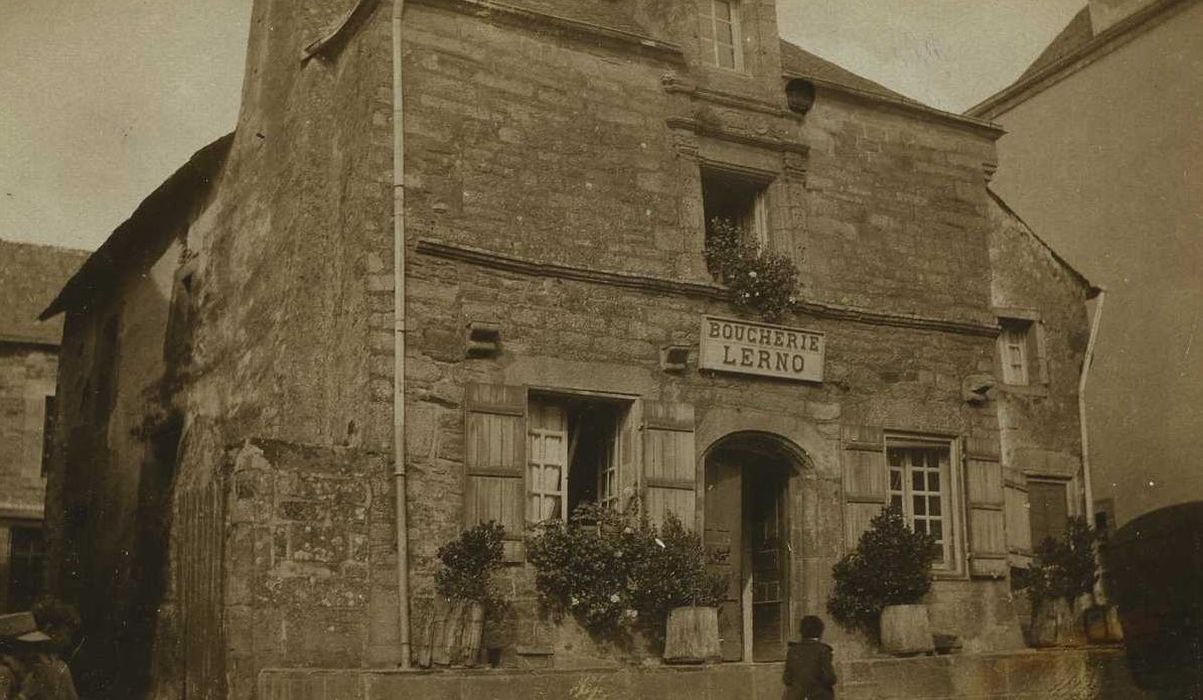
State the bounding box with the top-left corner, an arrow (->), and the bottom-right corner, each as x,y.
703,432 -> 802,662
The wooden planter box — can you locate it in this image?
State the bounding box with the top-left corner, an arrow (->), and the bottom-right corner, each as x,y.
880,604 -> 933,655
664,607 -> 721,664
417,599 -> 485,668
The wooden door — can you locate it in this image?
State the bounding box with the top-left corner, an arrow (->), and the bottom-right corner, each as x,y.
704,457 -> 743,661
748,469 -> 787,661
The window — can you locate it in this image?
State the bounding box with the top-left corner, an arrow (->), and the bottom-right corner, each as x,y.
8,527 -> 45,611
527,395 -> 626,522
702,169 -> 769,247
40,395 -> 55,477
698,0 -> 742,70
886,440 -> 953,567
998,317 -> 1044,386
1028,479 -> 1070,548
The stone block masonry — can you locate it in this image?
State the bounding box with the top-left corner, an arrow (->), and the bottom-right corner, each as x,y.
258,648 -> 1152,699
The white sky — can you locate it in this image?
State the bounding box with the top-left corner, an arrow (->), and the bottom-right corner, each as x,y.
0,1 -> 1085,251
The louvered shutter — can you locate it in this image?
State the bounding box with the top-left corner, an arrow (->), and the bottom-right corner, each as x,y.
965,437 -> 1006,578
841,425 -> 887,551
1004,470 -> 1032,568
464,383 -> 526,562
642,400 -> 697,530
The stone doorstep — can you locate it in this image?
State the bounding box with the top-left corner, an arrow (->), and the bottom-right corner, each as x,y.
258,648 -> 1151,700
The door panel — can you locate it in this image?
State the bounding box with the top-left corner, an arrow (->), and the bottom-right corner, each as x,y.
749,470 -> 787,661
704,458 -> 743,662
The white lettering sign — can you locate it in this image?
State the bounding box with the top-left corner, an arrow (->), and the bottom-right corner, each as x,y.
699,316 -> 825,383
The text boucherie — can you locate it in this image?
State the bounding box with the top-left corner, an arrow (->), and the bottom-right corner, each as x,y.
700,317 -> 825,382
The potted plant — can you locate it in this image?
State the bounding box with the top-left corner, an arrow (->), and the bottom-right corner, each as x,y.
1023,516 -> 1098,647
526,504 -> 723,662
827,505 -> 938,654
633,513 -> 726,664
418,521 -> 505,667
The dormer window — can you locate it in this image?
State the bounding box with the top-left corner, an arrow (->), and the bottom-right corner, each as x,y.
699,0 -> 742,71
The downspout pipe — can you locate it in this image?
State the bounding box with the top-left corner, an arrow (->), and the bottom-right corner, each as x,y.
1078,287 -> 1105,529
392,0 -> 411,669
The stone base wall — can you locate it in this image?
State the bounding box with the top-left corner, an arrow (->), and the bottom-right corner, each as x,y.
258,648 -> 1152,700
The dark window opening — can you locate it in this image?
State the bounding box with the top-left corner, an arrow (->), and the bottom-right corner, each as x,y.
41,395 -> 56,477
8,527 -> 45,612
527,395 -> 627,522
702,169 -> 769,246
1029,479 -> 1069,549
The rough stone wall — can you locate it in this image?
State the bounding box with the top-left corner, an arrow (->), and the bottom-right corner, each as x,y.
167,0 -> 400,696
988,197 -> 1092,491
43,233 -> 182,695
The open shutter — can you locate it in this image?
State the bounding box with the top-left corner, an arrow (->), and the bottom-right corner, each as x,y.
1032,322 -> 1050,385
616,400 -> 643,513
464,383 -> 526,562
841,425 -> 887,552
1004,469 -> 1032,568
642,400 -> 696,530
965,437 -> 1006,578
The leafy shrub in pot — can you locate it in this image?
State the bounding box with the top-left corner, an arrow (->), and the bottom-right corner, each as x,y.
419,522 -> 505,667
827,504 -> 937,645
704,217 -> 800,322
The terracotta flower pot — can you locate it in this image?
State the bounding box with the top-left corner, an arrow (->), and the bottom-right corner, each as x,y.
664,606 -> 721,664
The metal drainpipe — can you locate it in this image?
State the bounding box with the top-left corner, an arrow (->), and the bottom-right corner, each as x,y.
392,0 -> 411,669
1078,288 -> 1105,528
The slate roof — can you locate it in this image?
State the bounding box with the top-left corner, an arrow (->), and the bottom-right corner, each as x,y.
0,239 -> 89,346
779,39 -> 919,105
1014,7 -> 1095,85
42,133 -> 234,321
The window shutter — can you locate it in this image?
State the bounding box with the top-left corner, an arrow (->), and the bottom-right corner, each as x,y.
616,400 -> 643,513
964,437 -> 1006,578
464,383 -> 526,562
1033,322 -> 1050,385
642,400 -> 697,530
841,425 -> 886,552
1004,470 -> 1032,568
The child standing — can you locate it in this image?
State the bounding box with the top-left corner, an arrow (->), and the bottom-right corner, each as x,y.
782,615 -> 837,700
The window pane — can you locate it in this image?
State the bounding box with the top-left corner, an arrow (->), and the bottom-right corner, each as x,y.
912,471 -> 924,492
890,469 -> 902,491
698,18 -> 713,40
887,449 -> 903,467
714,0 -> 732,21
927,471 -> 940,491
913,495 -> 926,516
891,495 -> 903,511
913,519 -> 928,534
928,496 -> 941,516
930,520 -> 943,541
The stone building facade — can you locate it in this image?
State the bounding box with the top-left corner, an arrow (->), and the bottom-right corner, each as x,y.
42,1 -> 1096,698
0,239 -> 86,613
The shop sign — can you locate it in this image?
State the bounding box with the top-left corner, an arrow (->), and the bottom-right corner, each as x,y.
699,316 -> 825,383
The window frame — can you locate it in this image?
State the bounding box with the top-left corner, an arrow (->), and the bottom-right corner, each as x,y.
883,434 -> 966,576
700,163 -> 774,250
995,311 -> 1048,390
525,389 -> 635,523
698,0 -> 744,72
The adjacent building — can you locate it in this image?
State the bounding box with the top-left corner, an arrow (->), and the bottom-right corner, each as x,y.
969,0 -> 1203,529
0,239 -> 87,613
41,1 -> 1100,697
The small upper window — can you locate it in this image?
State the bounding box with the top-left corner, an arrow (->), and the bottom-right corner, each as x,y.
699,0 -> 742,71
998,318 -> 1041,386
702,169 -> 769,248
